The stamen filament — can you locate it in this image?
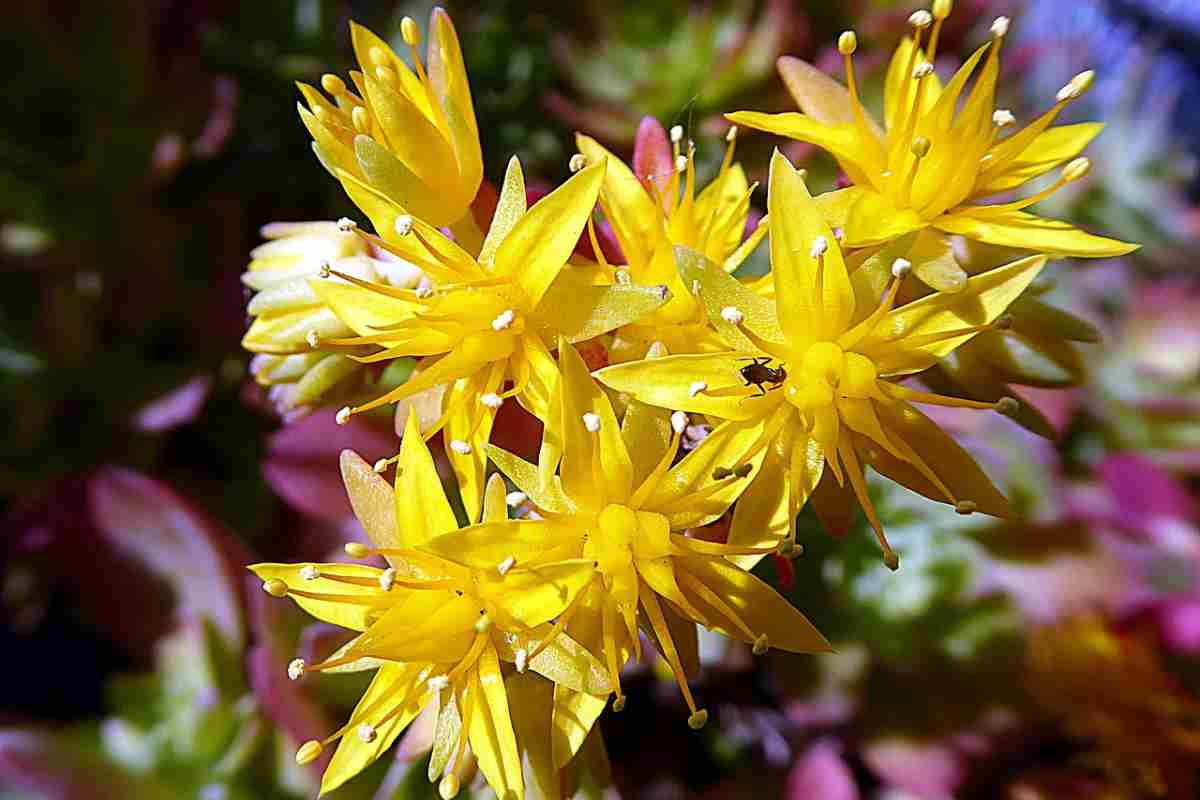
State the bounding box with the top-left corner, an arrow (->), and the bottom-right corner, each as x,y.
837,440 -> 899,570
640,586 -> 702,718
676,570 -> 757,642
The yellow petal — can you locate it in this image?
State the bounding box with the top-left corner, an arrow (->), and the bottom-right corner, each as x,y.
675,245 -> 785,352
975,123 -> 1104,195
777,55 -> 885,136
908,228 -> 967,294
552,686 -> 608,770
515,332 -> 560,426
934,209 -> 1139,258
532,280 -> 670,344
359,76 -> 459,205
557,338 -> 634,505
482,473 -> 509,524
883,36 -> 941,132
479,559 -> 596,628
497,627 -> 613,696
620,400 -> 673,491
394,408 -> 458,544
812,186 -> 867,229
422,518 -> 580,570
768,150 -> 856,343
444,375 -> 502,525
355,590 -> 478,662
594,352 -> 778,422
576,133 -> 658,266
241,306 -> 350,354
479,156 -> 527,268
249,562 -> 384,631
503,671 -> 560,800
678,557 -> 831,653
320,663 -> 426,796
639,602 -> 701,679
842,189 -> 926,248
353,134 -> 453,228
468,643 -> 525,800
727,429 -> 793,569
427,8 -> 483,207
496,160 -> 606,307
728,112 -> 878,187
340,450 -> 401,558
486,445 -> 574,514
307,279 -> 420,338
858,254 -> 1048,376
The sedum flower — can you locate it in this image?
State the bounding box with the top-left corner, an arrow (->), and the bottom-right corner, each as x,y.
728,6 -> 1136,282
597,152 -> 1043,569
241,220 -> 422,417
575,117 -> 766,360
298,11 -> 483,234
421,340 -> 830,738
313,157 -> 668,521
250,419 -> 610,798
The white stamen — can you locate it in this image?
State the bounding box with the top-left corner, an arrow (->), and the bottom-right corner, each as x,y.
449,439 -> 472,455
670,125 -> 684,143
992,109 -> 1016,127
318,262 -> 332,278
497,556 -> 516,576
810,236 -> 828,259
515,647 -> 528,673
336,217 -> 357,232
720,306 -> 744,325
356,723 -> 377,743
373,458 -> 389,473
427,675 -> 450,692
909,9 -> 933,28
725,125 -> 738,142
379,568 -> 396,591
415,285 -> 433,299
833,227 -> 843,241
287,658 -> 306,681
481,392 -> 504,409
582,412 -> 601,433
335,407 -> 351,425
505,491 -> 527,507
675,154 -> 688,173
891,258 -> 912,279
305,330 -> 320,349
990,16 -> 1010,38
912,61 -> 934,79
491,309 -> 515,331
568,153 -> 587,173
300,565 -> 321,581
671,411 -> 688,435
393,214 -> 414,236
688,381 -> 707,398
691,279 -> 701,296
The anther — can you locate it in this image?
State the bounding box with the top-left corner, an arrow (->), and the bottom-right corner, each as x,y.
427,675 -> 450,692
288,658 -> 306,680
884,551 -> 900,571
394,214 -> 414,236
263,579 -> 288,597
712,467 -> 733,480
612,696 -> 626,712
335,407 -> 351,425
514,647 -> 528,673
810,235 -> 829,259
910,135 -> 931,158
582,412 -> 601,433
497,556 -> 516,576
675,154 -> 688,173
672,411 -> 688,435
688,709 -> 709,730
345,542 -> 371,559
505,491 -> 527,507
320,74 -> 346,96
318,262 -> 332,278
891,258 -> 912,279
990,16 -> 1010,38
300,565 -> 321,581
776,539 -> 803,559
481,392 -> 504,409
449,440 -> 472,455
994,396 -> 1020,416
351,105 -> 371,133
305,330 -> 320,349
689,381 -> 707,397
725,125 -> 739,142
752,635 -> 769,656
615,269 -> 632,284
356,723 -> 377,743
733,463 -> 753,478
336,217 -> 357,232
993,314 -> 1013,331
932,0 -> 952,18
438,774 -> 460,800
670,125 -> 684,144
838,31 -> 857,55
295,740 -> 323,765
416,285 -> 434,299
720,306 -> 744,325
1057,70 -> 1094,103
373,458 -> 389,473
400,16 -> 421,46
474,613 -> 492,633
912,61 -> 934,80
992,109 -> 1016,127
568,153 -> 587,173
379,568 -> 396,591
909,9 -> 933,28
491,309 -> 515,331
1062,157 -> 1091,182
955,500 -> 978,515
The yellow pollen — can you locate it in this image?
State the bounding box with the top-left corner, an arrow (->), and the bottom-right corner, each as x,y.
288,658 -> 306,680
295,740 -> 324,765
909,9 -> 933,28
263,579 -> 288,597
344,542 -> 371,559
725,125 -> 739,142
670,124 -> 684,144
911,136 -> 931,158
568,153 -> 587,172
394,214 -> 414,236
335,407 -> 351,425
356,723 -> 377,743
990,16 -> 1010,38
688,709 -> 709,730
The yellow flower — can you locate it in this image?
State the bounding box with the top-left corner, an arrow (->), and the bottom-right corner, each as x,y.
575,119 -> 767,361
250,417 -> 609,798
241,220 -> 423,415
728,7 -> 1137,270
298,11 -> 483,233
313,157 -> 669,521
596,152 -> 1045,569
421,340 -> 830,737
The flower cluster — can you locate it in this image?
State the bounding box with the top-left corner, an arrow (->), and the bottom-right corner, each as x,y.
244,4 -> 1135,797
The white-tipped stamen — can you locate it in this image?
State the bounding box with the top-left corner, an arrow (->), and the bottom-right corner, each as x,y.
356,723 -> 377,743
838,30 -> 857,55
344,542 -> 371,559
891,258 -> 913,279
720,305 -> 744,325
474,613 -> 492,633
287,658 -> 306,681
427,675 -> 450,692
335,406 -> 351,425
992,109 -> 1016,127
415,285 -> 434,299
691,279 -> 701,296
582,412 -> 601,433
994,396 -> 1020,416
373,458 -> 389,473
505,491 -> 527,507
933,0 -> 952,19
379,568 -> 396,591
990,16 -> 1010,38
671,411 -> 688,435
394,214 -> 414,236
833,227 -> 843,241
400,16 -> 421,46
491,308 -> 515,331
810,236 -> 828,259
481,392 -> 504,409
993,314 -> 1014,331
675,154 -> 688,173
725,125 -> 738,142
305,330 -> 320,349
336,217 -> 356,232
497,556 -> 516,576
955,500 -> 978,515
912,61 -> 934,80
688,381 -> 707,398
752,634 -> 769,656
515,648 -> 529,673
670,125 -> 684,144
1062,157 -> 1091,182
299,565 -> 321,581
295,740 -> 323,765
568,153 -> 587,173
615,268 -> 632,285
449,439 -> 472,455
318,262 -> 332,278
909,9 -> 933,28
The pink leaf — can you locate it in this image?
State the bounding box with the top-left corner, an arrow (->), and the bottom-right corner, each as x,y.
132,375 -> 212,432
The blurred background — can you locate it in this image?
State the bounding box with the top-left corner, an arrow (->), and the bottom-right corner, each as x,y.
3,0 -> 1200,798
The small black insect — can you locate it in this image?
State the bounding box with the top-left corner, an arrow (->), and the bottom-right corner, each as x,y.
738,357 -> 787,396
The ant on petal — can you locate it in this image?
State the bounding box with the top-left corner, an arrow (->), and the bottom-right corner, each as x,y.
738,357 -> 787,396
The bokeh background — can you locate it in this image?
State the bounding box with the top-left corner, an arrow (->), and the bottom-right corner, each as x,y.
3,0 -> 1200,798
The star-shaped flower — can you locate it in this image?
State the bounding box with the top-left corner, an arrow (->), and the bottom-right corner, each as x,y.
597,151 -> 1045,569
